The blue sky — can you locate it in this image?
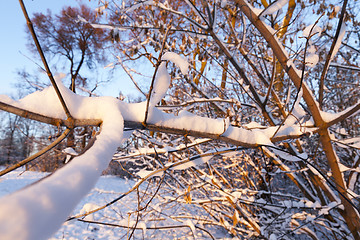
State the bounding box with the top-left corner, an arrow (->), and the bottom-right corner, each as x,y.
0,0 -> 140,98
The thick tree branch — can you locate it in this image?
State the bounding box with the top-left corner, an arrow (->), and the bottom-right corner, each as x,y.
0,100 -> 101,128
235,1 -> 360,237
1,96 -> 316,149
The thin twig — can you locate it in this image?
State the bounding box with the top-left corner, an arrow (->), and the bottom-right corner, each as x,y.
19,0 -> 73,122
0,128 -> 71,177
318,0 -> 348,109
263,55 -> 276,106
143,22 -> 173,125
127,188 -> 141,239
155,98 -> 241,109
116,56 -> 147,96
76,218 -> 216,239
271,15 -> 324,139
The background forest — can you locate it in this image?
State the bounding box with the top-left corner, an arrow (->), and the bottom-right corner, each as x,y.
0,0 -> 359,239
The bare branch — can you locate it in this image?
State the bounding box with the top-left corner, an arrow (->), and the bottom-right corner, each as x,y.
319,0 -> 348,108
19,0 -> 73,121
76,219 -> 216,240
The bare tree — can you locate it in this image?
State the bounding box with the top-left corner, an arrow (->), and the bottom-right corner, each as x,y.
25,4 -> 110,152
27,4 -> 108,92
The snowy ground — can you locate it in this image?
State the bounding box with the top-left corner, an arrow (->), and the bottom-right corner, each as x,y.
0,169 -> 231,239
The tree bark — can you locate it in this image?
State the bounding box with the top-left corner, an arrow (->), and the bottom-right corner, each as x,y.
235,1 -> 360,238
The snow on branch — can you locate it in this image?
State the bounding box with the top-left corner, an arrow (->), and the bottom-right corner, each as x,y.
235,0 -> 360,233
113,138 -> 211,161
323,101 -> 360,127
259,0 -> 288,17
162,52 -> 189,75
235,0 -> 323,123
0,52 -> 320,239
0,79 -> 125,240
0,75 -> 315,148
328,20 -> 347,64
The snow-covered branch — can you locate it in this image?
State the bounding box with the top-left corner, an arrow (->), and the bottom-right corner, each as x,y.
2,1 -> 360,238
0,82 -> 125,240
235,0 -> 360,236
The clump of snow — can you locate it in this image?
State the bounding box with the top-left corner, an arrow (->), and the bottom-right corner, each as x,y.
334,6 -> 341,14
329,21 -> 346,62
171,155 -> 212,171
62,147 -> 77,156
261,0 -> 288,17
252,7 -> 263,16
149,52 -> 188,109
119,101 -> 147,122
79,203 -> 100,221
305,53 -> 319,68
273,88 -> 313,136
320,110 -> 343,122
319,100 -> 360,123
137,169 -> 164,178
125,0 -> 154,13
269,233 -> 277,240
307,45 -> 316,54
292,89 -> 306,119
148,108 -> 226,136
302,25 -> 322,68
305,45 -> 319,68
150,62 -> 171,106
63,147 -> 78,164
243,121 -> 266,129
222,126 -> 273,146
271,148 -> 307,162
302,24 -> 322,38
162,52 -> 189,75
338,163 -> 350,172
219,0 -> 228,8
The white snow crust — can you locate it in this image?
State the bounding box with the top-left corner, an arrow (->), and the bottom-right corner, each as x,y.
150,62 -> 171,106
329,21 -> 346,62
261,0 -> 288,16
0,77 -> 125,240
302,24 -> 322,38
162,52 -> 189,75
